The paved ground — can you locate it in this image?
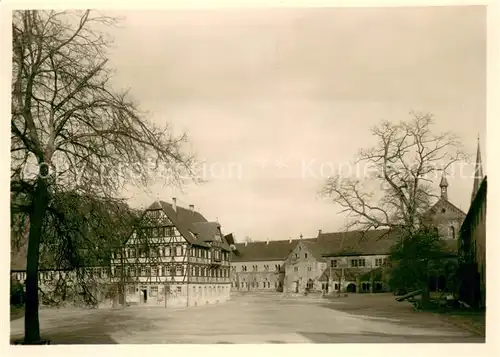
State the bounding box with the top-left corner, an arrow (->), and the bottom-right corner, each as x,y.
10,292 -> 485,344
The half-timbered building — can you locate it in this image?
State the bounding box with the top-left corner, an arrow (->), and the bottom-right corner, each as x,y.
110,198 -> 232,308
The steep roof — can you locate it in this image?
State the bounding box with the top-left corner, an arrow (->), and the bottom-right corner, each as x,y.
231,238 -> 315,262
301,240 -> 327,262
425,198 -> 466,219
461,176 -> 487,235
471,138 -> 484,202
150,201 -> 230,251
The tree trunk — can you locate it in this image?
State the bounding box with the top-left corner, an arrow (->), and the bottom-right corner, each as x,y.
24,177 -> 49,343
421,284 -> 430,307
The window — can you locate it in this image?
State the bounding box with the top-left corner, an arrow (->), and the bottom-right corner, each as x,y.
177,286 -> 182,294
294,267 -> 298,272
450,226 -> 456,239
351,259 -> 358,267
151,286 -> 158,297
195,266 -> 199,277
307,266 -> 312,272
359,259 -> 366,267
152,227 -> 158,237
130,248 -> 136,258
267,282 -> 270,288
176,245 -> 183,256
305,253 -> 308,259
331,259 -> 338,268
151,267 -> 157,276
242,266 -> 246,272
145,266 -> 151,276
176,265 -> 183,275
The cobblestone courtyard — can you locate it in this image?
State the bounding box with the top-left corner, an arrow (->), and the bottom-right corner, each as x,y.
10,293 -> 485,344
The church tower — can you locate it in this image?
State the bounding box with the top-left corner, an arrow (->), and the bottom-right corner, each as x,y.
471,136 -> 484,202
439,173 -> 448,201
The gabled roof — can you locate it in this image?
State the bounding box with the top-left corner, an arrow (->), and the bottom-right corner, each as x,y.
424,197 -> 466,221
146,201 -> 230,251
300,240 -> 327,262
231,238 -> 315,262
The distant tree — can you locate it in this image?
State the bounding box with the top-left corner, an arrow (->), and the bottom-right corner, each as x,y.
320,112 -> 465,236
320,113 -> 466,303
11,10 -> 194,343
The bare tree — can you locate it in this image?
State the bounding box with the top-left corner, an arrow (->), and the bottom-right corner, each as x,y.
320,112 -> 466,236
11,10 -> 195,343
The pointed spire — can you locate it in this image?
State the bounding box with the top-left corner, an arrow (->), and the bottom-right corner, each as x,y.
439,172 -> 448,201
471,136 -> 484,202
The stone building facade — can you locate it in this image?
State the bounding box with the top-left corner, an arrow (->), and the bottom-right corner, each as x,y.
283,239 -> 327,294
230,239 -> 302,292
458,140 -> 486,308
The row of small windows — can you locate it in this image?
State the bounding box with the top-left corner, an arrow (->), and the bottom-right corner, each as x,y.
134,284 -> 230,297
239,264 -> 281,272
111,265 -> 230,278
234,281 -> 278,289
114,245 -> 185,259
137,226 -> 176,239
294,253 -> 308,259
293,266 -> 313,272
113,246 -> 229,261
330,258 -> 387,268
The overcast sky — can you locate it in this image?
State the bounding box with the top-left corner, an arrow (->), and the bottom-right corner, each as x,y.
104,6 -> 486,241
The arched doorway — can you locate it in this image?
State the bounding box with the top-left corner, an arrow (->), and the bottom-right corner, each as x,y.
346,283 -> 357,293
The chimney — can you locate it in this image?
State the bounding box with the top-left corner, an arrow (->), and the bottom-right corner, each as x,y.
318,229 -> 322,236
299,234 -> 303,239
172,197 -> 177,212
189,204 -> 194,212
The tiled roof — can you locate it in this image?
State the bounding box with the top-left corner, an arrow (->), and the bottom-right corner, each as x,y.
318,229 -> 399,257
231,239 -> 315,262
231,230 -> 398,262
153,201 -> 231,251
